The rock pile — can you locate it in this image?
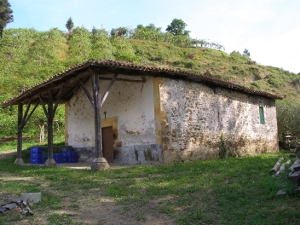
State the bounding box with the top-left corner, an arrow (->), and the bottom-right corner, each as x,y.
270,147 -> 300,195
0,196 -> 34,216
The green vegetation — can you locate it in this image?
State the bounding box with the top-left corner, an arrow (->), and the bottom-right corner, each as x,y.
0,20 -> 299,145
0,151 -> 299,224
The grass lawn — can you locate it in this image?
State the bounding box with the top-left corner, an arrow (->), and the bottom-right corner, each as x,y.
0,148 -> 299,224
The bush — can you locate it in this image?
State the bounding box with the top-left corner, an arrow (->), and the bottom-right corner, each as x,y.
266,74 -> 281,87
276,101 -> 300,148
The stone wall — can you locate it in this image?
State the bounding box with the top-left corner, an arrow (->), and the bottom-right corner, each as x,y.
158,78 -> 279,163
66,75 -> 161,164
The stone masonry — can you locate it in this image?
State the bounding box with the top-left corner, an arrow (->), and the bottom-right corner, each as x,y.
158,78 -> 278,163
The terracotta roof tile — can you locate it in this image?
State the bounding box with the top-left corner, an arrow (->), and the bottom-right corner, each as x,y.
1,60 -> 283,108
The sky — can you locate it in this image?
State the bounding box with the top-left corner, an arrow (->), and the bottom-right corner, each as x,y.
6,0 -> 300,73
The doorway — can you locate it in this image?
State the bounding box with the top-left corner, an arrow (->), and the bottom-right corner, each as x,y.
102,126 -> 114,163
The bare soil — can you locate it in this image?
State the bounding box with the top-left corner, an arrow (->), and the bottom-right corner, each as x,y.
0,166 -> 176,225
0,150 -> 17,159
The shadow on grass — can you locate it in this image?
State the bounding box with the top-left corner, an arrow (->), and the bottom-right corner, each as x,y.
0,151 -> 300,224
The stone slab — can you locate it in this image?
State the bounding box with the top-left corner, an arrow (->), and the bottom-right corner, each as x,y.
289,171 -> 300,181
0,206 -> 6,213
21,193 -> 41,204
277,190 -> 287,196
293,164 -> 300,172
4,203 -> 17,210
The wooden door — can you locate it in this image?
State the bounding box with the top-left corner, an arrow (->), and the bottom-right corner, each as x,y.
102,126 -> 114,163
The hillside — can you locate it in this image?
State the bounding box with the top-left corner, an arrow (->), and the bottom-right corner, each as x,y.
0,27 -> 299,141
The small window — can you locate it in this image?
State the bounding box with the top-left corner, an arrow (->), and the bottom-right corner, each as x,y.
259,106 -> 265,124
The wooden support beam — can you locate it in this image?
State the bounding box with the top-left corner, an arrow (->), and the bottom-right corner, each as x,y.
52,85 -> 64,121
90,69 -> 110,171
98,77 -> 145,83
91,71 -> 103,158
15,101 -> 39,165
21,100 -> 32,127
80,79 -> 95,107
47,90 -> 54,160
65,69 -> 93,84
15,70 -> 94,106
63,83 -> 82,100
23,103 -> 38,127
17,103 -> 23,160
101,73 -> 118,106
39,95 -> 49,120
39,90 -> 57,165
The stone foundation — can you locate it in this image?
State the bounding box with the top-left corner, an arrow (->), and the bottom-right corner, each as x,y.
74,144 -> 162,165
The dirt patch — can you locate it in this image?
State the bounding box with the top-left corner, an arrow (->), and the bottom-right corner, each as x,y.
0,171 -> 176,224
0,150 -> 17,159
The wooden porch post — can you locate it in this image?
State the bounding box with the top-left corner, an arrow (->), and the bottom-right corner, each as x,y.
15,102 -> 39,165
47,90 -> 54,160
91,70 -> 109,171
80,70 -> 114,171
15,103 -> 25,165
41,90 -> 56,166
92,72 -> 103,158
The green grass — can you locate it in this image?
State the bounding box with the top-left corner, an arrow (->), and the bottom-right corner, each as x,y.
0,135 -> 65,152
0,148 -> 299,224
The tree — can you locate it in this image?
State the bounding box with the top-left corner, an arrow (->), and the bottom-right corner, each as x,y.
90,27 -> 115,60
110,27 -> 129,38
243,48 -> 250,57
67,27 -> 91,65
131,23 -> 163,41
166,18 -> 189,36
65,17 -> 74,35
0,0 -> 13,38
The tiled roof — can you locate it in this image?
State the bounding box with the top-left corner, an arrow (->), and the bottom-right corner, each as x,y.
1,60 -> 283,108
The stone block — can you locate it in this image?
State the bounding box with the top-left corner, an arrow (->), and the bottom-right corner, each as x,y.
0,206 -> 5,213
289,171 -> 300,181
4,203 -> 17,210
293,164 -> 300,172
21,193 -> 41,204
277,190 -> 287,196
91,157 -> 110,171
295,187 -> 300,194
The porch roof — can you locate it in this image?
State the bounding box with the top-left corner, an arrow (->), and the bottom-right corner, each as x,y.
1,59 -> 283,108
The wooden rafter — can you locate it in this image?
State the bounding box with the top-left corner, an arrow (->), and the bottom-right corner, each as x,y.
98,77 -> 145,83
